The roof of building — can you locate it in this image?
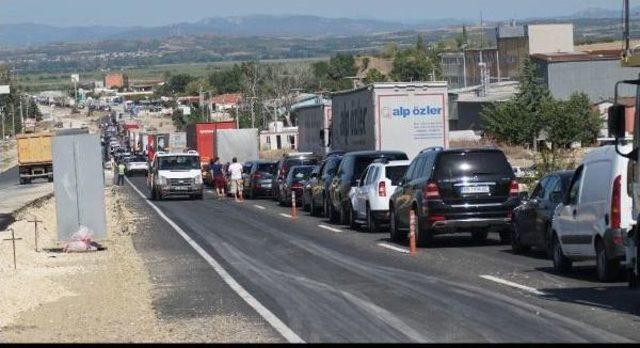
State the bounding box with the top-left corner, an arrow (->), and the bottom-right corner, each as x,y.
497,25 -> 526,39
212,93 -> 242,105
451,81 -> 519,103
531,50 -> 621,63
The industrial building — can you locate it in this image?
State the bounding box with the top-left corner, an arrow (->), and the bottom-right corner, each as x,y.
448,81 -> 519,131
442,23 -> 576,89
531,50 -> 640,101
103,73 -> 129,89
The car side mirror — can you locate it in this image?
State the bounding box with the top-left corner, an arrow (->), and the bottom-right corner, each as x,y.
550,191 -> 563,204
608,104 -> 626,139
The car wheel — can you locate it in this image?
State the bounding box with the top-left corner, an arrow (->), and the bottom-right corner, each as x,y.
339,203 -> 350,226
367,205 -> 380,233
310,199 -> 316,216
415,209 -> 433,247
596,239 -> 621,283
511,224 -> 531,254
389,208 -> 403,243
552,233 -> 572,274
48,175 -> 54,183
499,229 -> 512,245
149,187 -> 156,201
349,204 -> 359,230
250,188 -> 256,200
471,229 -> 488,244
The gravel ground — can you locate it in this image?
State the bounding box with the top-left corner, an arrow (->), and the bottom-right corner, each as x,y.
0,171 -> 280,343
0,140 -> 17,173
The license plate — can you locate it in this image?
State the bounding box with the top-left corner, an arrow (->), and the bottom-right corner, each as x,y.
173,186 -> 189,191
461,186 -> 490,194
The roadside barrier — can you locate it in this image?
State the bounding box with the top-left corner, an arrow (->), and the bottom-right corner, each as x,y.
292,191 -> 298,219
409,210 -> 417,256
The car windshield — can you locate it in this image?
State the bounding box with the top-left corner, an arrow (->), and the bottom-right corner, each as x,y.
386,166 -> 409,185
130,156 -> 147,162
258,163 -> 277,173
434,152 -> 512,179
158,156 -> 200,170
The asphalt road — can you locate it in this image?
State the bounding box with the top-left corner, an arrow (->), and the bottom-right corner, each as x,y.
0,166 -> 18,190
128,177 -> 640,343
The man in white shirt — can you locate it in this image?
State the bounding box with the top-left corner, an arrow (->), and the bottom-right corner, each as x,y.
228,157 -> 244,202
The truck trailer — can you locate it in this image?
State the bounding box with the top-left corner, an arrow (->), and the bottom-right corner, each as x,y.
296,101 -> 332,156
17,132 -> 54,184
330,82 -> 449,160
186,121 -> 236,166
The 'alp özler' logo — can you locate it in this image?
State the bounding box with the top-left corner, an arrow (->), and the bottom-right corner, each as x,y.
391,106 -> 442,118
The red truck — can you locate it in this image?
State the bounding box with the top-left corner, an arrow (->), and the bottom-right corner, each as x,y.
186,121 -> 236,166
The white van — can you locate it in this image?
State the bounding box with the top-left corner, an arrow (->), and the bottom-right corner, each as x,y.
551,145 -> 635,282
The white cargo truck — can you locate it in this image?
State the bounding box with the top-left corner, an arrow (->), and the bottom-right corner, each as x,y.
331,82 -> 449,160
296,101 -> 332,156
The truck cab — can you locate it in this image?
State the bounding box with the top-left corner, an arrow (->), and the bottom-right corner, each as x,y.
147,151 -> 204,201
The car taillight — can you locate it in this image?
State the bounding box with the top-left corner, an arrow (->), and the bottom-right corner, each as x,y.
611,175 -> 622,229
509,180 -> 519,198
423,182 -> 440,200
254,173 -> 262,180
292,183 -> 303,189
378,181 -> 387,197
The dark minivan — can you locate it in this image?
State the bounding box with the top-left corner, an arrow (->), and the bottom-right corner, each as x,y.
389,148 -> 519,246
329,151 -> 408,225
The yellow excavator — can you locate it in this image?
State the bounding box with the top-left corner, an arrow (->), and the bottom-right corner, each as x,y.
610,0 -> 640,288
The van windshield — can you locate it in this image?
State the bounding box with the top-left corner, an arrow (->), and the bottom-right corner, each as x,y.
158,156 -> 201,170
434,152 -> 512,179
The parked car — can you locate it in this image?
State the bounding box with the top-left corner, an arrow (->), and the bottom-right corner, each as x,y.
280,165 -> 316,207
302,165 -> 322,211
551,145 -> 635,282
329,151 -> 408,225
389,147 -> 519,246
125,155 -> 150,176
272,153 -> 320,202
241,161 -> 256,191
246,161 -> 278,199
350,159 -> 411,232
305,155 -> 343,217
512,171 -> 574,256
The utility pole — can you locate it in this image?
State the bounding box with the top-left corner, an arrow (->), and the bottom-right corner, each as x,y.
1,107 -> 5,140
625,0 -> 631,53
11,101 -> 15,137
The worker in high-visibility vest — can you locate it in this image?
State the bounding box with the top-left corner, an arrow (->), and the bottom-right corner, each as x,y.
117,162 -> 126,186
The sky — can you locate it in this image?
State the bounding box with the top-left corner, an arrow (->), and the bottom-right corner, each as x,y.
0,0 -> 628,27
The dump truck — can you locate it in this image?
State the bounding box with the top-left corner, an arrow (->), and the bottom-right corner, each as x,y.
17,132 -> 53,184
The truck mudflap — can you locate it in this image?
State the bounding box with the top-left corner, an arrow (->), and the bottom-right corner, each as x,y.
627,225 -> 640,289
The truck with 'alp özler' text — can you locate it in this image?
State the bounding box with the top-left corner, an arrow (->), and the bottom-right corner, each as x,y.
330,82 -> 449,160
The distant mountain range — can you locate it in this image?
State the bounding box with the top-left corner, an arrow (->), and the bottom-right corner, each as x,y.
0,7 -> 633,47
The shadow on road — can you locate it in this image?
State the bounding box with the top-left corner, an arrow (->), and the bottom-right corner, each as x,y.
539,282 -> 640,317
376,233 -> 504,249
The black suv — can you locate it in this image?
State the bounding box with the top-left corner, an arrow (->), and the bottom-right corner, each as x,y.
389,148 -> 519,246
329,151 -> 408,225
272,153 -> 321,202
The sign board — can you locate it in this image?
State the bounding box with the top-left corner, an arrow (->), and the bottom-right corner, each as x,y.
0,85 -> 10,95
71,74 -> 80,83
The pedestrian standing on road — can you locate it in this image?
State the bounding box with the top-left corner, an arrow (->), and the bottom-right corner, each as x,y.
210,157 -> 226,200
117,161 -> 126,186
228,157 -> 244,202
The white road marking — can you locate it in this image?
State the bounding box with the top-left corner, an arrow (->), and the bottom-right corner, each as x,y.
254,205 -> 267,210
480,275 -> 548,296
377,243 -> 411,254
280,213 -> 293,218
126,177 -> 304,343
318,225 -> 343,233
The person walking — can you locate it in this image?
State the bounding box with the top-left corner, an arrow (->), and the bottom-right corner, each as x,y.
210,157 -> 226,200
117,161 -> 126,186
228,157 -> 244,202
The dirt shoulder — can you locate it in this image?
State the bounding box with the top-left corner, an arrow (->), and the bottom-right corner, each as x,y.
0,172 -> 281,343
